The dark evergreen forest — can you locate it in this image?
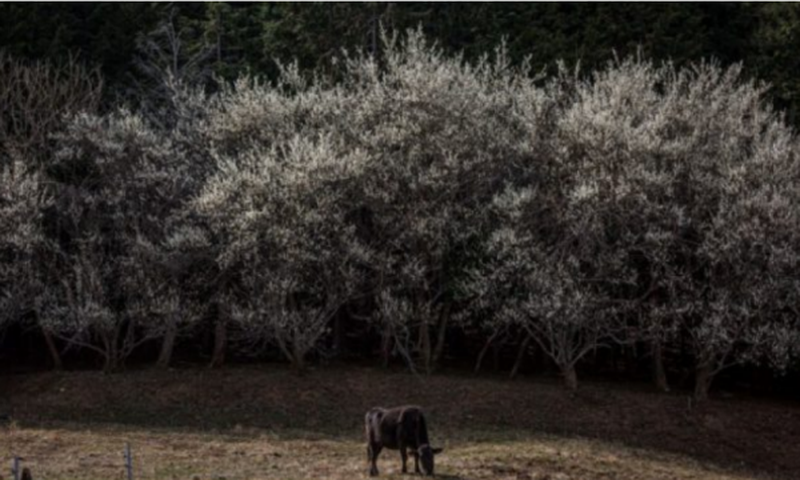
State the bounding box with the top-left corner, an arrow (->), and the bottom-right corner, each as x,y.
3,3 -> 800,121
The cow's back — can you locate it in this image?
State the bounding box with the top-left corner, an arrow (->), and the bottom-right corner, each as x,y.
366,405 -> 428,450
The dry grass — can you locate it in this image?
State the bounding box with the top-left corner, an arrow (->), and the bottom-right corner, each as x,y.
1,424 -> 758,480
0,366 -> 797,479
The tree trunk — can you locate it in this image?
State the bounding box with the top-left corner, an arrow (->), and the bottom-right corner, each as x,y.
510,335 -> 532,379
209,314 -> 227,369
419,316 -> 432,375
561,363 -> 578,391
41,326 -> 63,371
538,345 -> 549,374
474,337 -> 493,373
380,324 -> 392,368
694,363 -> 713,402
652,340 -> 670,393
624,343 -> 637,375
102,343 -> 119,374
102,355 -> 119,374
431,302 -> 451,368
291,346 -> 306,374
156,317 -> 178,369
332,312 -> 343,358
102,330 -> 121,373
292,357 -> 305,374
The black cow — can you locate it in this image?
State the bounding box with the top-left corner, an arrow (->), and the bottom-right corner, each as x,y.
365,405 -> 443,476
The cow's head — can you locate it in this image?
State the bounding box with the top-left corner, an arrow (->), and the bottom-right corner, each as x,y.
418,444 -> 444,476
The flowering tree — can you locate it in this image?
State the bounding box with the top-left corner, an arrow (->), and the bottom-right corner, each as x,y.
38,111 -> 201,371
466,185 -> 628,390
687,112 -> 800,399
0,162 -> 48,336
466,56 -> 800,394
338,31 -> 548,373
550,58 -> 800,398
194,132 -> 369,371
19,28 -> 799,389
0,52 -> 102,368
188,32 -> 546,373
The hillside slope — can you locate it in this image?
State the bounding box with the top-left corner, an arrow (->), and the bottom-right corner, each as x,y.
1,367 -> 797,479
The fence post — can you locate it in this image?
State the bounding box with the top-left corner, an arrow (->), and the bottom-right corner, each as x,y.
11,457 -> 20,480
124,443 -> 134,480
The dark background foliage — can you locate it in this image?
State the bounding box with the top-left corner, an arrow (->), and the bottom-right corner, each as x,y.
2,4 -> 800,121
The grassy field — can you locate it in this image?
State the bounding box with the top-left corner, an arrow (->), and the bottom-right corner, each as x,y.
0,366 -> 798,479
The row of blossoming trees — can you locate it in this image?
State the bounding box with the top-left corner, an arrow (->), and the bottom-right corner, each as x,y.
2,32 -> 800,400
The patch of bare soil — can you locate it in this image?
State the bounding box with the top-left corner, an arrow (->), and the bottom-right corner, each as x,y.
0,366 -> 798,479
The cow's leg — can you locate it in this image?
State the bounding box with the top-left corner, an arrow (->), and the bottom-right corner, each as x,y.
412,450 -> 421,474
368,442 -> 382,476
398,440 -> 409,474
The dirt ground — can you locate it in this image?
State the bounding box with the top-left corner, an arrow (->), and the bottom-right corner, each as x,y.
0,366 -> 798,479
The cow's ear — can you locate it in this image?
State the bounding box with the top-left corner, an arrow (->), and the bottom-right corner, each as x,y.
431,447 -> 443,455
